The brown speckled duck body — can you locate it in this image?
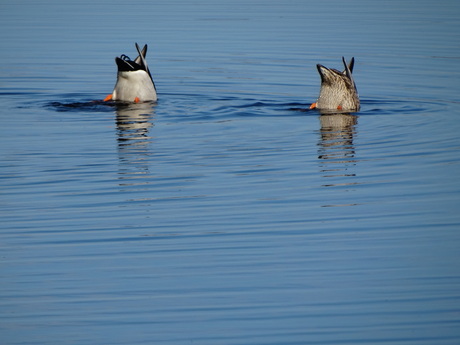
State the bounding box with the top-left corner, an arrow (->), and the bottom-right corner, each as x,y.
311,57 -> 360,113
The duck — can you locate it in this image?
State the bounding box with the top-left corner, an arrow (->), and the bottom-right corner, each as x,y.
310,57 -> 359,112
104,43 -> 157,103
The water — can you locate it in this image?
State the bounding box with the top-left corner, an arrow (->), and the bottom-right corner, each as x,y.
1,0 -> 460,344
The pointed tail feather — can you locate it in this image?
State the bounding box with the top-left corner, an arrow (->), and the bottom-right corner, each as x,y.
135,42 -> 156,91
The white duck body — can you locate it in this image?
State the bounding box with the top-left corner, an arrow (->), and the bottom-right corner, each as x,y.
109,43 -> 157,102
112,70 -> 157,102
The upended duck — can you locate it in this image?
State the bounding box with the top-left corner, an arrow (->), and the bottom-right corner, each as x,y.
310,57 -> 360,112
104,43 -> 157,103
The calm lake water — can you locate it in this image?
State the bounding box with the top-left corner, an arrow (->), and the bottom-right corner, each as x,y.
1,0 -> 460,344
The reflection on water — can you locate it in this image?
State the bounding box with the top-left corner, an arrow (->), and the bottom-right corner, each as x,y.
317,113 -> 359,206
318,113 -> 357,163
116,102 -> 156,185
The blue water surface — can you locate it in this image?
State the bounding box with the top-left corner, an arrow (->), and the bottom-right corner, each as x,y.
1,1 -> 460,344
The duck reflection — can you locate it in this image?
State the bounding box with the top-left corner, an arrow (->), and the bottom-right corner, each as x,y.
317,112 -> 358,192
116,102 -> 155,186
